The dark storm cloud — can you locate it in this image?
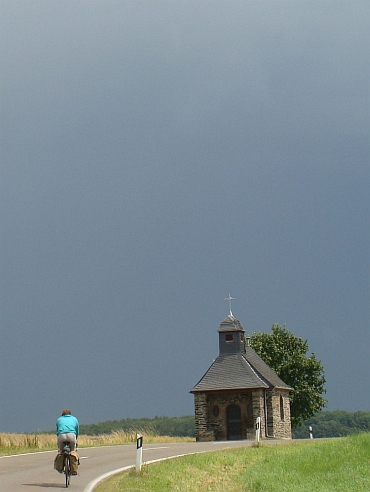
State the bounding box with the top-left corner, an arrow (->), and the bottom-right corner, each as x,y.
0,1 -> 369,431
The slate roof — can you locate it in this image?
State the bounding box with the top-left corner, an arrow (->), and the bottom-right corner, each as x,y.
191,345 -> 291,393
191,314 -> 291,393
244,346 -> 291,390
218,315 -> 245,332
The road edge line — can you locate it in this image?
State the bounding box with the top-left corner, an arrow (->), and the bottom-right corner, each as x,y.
83,450 -> 212,492
84,465 -> 134,492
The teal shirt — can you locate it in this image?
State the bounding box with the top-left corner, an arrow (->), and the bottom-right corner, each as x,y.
56,414 -> 79,438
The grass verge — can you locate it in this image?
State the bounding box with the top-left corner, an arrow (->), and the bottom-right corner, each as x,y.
96,433 -> 370,492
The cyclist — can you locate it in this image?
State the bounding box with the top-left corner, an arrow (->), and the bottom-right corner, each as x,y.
56,408 -> 79,453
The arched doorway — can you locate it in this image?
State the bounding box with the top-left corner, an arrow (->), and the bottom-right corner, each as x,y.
226,404 -> 242,440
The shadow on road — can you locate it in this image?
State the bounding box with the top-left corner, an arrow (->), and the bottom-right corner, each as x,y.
22,484 -> 68,489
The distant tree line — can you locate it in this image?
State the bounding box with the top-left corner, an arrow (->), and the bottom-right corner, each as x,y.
292,410 -> 370,439
79,415 -> 195,438
78,411 -> 369,439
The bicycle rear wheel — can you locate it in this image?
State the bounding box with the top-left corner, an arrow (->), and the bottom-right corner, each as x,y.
64,454 -> 70,488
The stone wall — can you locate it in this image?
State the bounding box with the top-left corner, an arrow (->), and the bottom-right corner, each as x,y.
251,389 -> 266,438
207,391 -> 253,440
194,392 -> 213,441
194,390 -> 268,441
262,389 -> 292,439
270,389 -> 292,439
193,388 -> 291,441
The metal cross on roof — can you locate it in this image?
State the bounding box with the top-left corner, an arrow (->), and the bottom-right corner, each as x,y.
224,293 -> 235,316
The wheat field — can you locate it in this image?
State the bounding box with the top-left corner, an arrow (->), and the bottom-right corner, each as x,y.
0,430 -> 193,455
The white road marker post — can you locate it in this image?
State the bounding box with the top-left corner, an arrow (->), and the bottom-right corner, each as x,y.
255,416 -> 261,443
136,433 -> 143,472
309,426 -> 313,439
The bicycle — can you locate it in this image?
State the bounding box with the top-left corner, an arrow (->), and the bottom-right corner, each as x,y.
62,441 -> 72,488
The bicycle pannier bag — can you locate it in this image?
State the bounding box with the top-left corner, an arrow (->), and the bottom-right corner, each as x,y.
54,453 -> 64,472
69,451 -> 80,474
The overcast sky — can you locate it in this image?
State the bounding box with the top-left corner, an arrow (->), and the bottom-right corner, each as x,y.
1,1 -> 369,433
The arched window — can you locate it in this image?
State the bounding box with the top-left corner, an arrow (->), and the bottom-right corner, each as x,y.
280,395 -> 284,420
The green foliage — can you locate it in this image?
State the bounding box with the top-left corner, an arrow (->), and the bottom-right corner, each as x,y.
80,415 -> 195,438
293,410 -> 370,438
250,323 -> 326,428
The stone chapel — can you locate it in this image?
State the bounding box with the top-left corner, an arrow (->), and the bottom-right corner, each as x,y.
190,312 -> 292,441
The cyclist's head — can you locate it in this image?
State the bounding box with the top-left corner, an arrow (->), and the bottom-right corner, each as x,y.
62,408 -> 71,416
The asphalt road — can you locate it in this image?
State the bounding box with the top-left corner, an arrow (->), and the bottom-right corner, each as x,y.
0,439 -> 282,491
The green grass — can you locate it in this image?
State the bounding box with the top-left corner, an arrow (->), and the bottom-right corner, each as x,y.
96,433 -> 370,492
